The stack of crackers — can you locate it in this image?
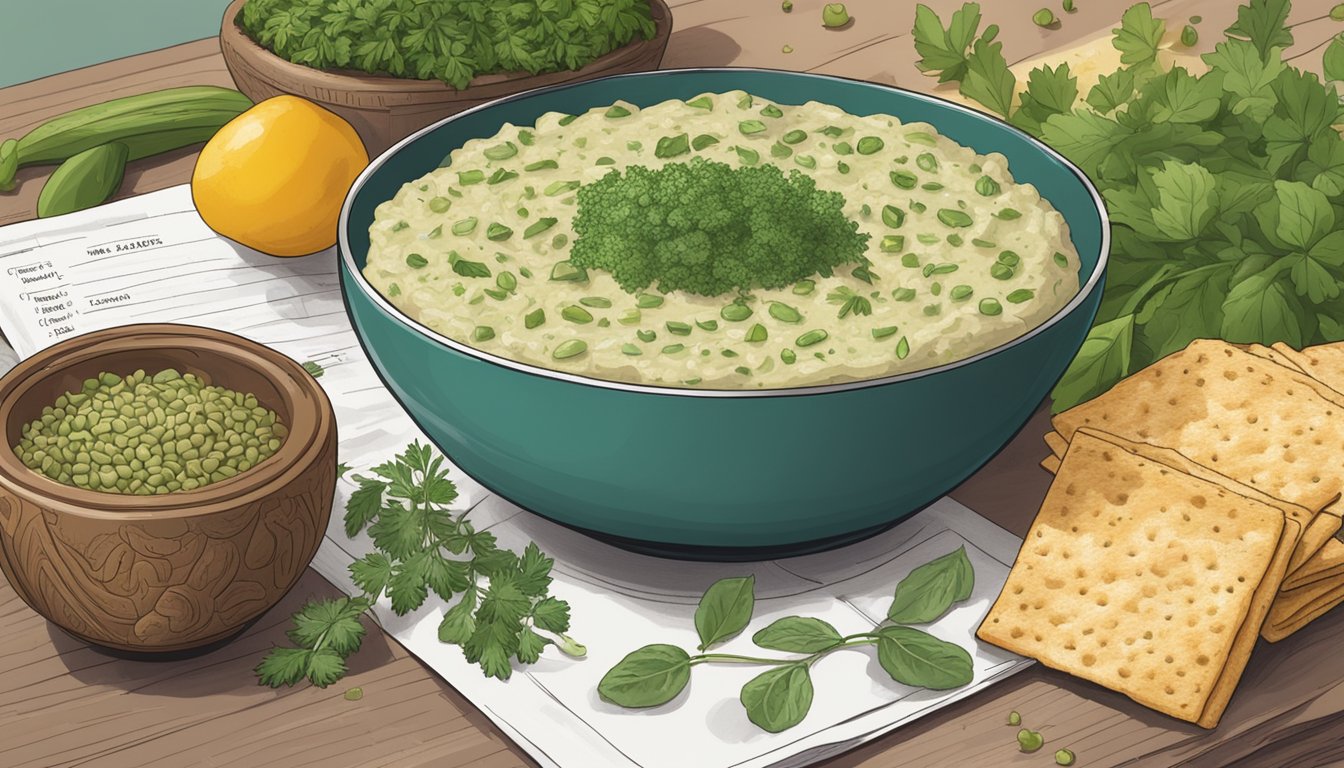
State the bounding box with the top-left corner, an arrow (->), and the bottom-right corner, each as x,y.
977,339 -> 1344,729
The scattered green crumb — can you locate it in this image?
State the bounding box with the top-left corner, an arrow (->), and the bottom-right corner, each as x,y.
1018,728 -> 1044,753
344,687 -> 364,701
782,44 -> 794,53
1332,5 -> 1344,21
302,360 -> 324,378
1062,0 -> 1075,11
822,3 -> 850,28
781,0 -> 793,11
1007,710 -> 1021,726
1055,748 -> 1076,766
1180,24 -> 1197,46
1032,8 -> 1056,27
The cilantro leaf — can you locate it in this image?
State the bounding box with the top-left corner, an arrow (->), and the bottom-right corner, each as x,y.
1203,40 -> 1283,121
350,552 -> 394,598
1113,4 -> 1164,69
1040,110 -> 1128,176
1299,134 -> 1344,197
516,542 -> 555,597
1224,0 -> 1292,61
478,574 -> 531,627
426,552 -> 472,600
1290,254 -> 1340,305
388,552 -> 432,615
256,647 -> 312,688
305,648 -> 348,688
1051,314 -> 1135,412
515,629 -> 550,664
1086,69 -> 1135,114
960,37 -> 1015,117
344,477 -> 386,538
912,3 -> 982,83
1262,68 -> 1341,172
1267,180 -> 1335,251
531,596 -> 572,633
1221,264 -> 1304,347
439,591 -> 478,644
463,619 -> 521,680
1012,63 -> 1078,134
287,598 -> 367,656
1138,264 -> 1234,359
1149,160 -> 1219,241
1150,68 -> 1222,125
1325,35 -> 1344,84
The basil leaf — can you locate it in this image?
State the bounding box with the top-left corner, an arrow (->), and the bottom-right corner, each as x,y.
694,575 -> 756,650
598,644 -> 691,708
876,626 -> 974,690
887,546 -> 974,625
739,663 -> 813,733
752,616 -> 843,653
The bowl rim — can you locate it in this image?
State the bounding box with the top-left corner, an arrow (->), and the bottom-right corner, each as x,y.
338,66 -> 1111,399
0,323 -> 335,519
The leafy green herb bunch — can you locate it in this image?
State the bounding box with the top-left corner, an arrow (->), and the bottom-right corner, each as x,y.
257,441 -> 583,689
239,0 -> 658,90
914,0 -> 1344,411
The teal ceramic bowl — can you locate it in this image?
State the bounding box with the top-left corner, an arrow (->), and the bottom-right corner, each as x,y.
338,68 -> 1109,559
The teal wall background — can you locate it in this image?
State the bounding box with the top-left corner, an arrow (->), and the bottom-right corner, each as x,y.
0,1 -> 232,88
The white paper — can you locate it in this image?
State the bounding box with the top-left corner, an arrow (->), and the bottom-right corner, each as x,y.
0,186 -> 1031,768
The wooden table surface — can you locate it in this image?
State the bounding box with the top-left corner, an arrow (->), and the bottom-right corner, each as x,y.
4,1 -> 1344,766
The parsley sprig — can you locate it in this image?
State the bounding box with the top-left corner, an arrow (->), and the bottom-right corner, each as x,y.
256,441 -> 582,688
914,0 -> 1344,412
238,0 -> 657,90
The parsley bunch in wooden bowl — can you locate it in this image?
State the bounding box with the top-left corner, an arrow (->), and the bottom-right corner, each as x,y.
219,0 -> 672,154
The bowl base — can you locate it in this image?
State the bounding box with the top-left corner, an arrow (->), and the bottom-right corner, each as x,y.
56,618 -> 258,661
557,517 -> 902,562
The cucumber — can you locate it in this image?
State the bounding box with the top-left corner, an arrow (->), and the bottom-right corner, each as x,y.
0,85 -> 251,191
37,142 -> 129,218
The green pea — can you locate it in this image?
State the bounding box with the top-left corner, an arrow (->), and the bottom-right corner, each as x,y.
882,205 -> 906,228
606,105 -> 632,118
696,319 -> 719,331
1032,8 -> 1056,27
687,95 -> 714,110
991,263 -> 1016,280
428,196 -> 452,213
621,344 -> 643,356
793,280 -> 816,295
637,293 -> 665,308
739,120 -> 768,135
782,129 -> 808,144
452,217 -> 478,235
745,323 -> 769,342
486,223 -> 514,241
760,105 -> 784,118
950,285 -> 974,301
871,326 -> 899,339
666,321 -> 693,336
525,159 -> 560,172
916,153 -> 938,172
562,305 -> 594,324
484,141 -> 518,160
796,329 -> 829,347
881,235 -> 906,252
856,136 -> 884,155
553,340 -> 588,359
890,171 -> 918,189
721,302 -> 753,321
661,344 -> 686,354
976,175 -> 1001,196
795,155 -> 817,169
525,309 -> 546,329
692,134 -> 720,151
1007,289 -> 1036,304
769,302 -> 803,323
979,298 -> 1003,315
781,348 -> 797,364
937,209 -> 974,228
472,326 -> 495,342
580,296 -> 612,308
637,330 -> 657,342
550,261 -> 587,282
833,141 -> 853,155
497,272 -> 518,292
655,133 -> 691,158
892,287 -> 917,301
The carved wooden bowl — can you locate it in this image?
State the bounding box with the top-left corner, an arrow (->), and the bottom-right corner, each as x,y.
0,324 -> 337,653
218,0 -> 673,156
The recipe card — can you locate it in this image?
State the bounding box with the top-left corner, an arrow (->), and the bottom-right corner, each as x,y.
0,186 -> 1031,768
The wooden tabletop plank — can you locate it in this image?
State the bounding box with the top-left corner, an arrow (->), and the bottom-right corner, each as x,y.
2,2 -> 1344,766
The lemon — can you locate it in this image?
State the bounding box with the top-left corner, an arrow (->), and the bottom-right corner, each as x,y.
192,96 -> 368,257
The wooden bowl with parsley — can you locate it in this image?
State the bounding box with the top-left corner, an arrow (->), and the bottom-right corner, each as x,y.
219,0 -> 672,156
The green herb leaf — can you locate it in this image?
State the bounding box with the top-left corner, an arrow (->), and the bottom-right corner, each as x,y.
256,647 -> 313,688
740,664 -> 814,733
752,616 -> 844,653
961,37 -> 1016,117
911,2 -> 983,84
598,644 -> 692,707
887,546 -> 974,624
876,626 -> 975,690
1221,263 -> 1304,347
1050,314 -> 1135,413
1112,3 -> 1164,68
438,592 -> 478,644
694,575 -> 756,650
1224,0 -> 1292,61
344,477 -> 387,537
